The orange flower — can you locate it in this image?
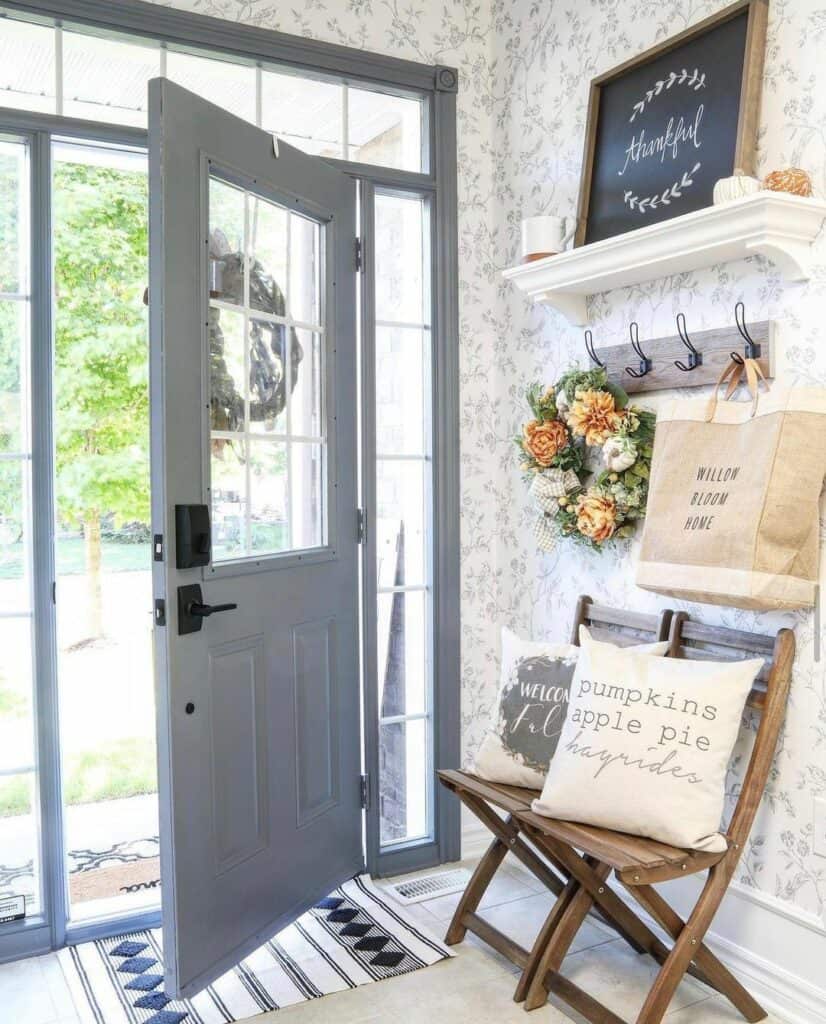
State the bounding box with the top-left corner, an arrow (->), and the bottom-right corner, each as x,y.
522,419 -> 569,467
568,390 -> 622,446
576,492 -> 618,544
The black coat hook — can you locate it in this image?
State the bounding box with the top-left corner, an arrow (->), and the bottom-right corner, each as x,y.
674,312 -> 703,371
624,322 -> 652,379
731,301 -> 761,363
584,329 -> 605,368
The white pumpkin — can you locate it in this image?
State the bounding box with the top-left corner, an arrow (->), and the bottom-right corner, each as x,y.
713,168 -> 761,204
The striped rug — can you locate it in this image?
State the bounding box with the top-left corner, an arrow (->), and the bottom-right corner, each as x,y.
59,875 -> 452,1023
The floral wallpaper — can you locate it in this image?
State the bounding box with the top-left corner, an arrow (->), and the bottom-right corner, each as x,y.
493,0 -> 826,927
149,0 -> 826,927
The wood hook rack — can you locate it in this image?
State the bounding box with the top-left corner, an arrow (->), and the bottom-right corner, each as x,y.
586,319 -> 775,395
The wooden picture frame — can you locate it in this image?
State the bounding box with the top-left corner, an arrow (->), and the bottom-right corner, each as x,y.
575,0 -> 768,247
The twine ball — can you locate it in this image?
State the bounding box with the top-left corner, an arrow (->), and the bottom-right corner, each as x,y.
762,167 -> 813,197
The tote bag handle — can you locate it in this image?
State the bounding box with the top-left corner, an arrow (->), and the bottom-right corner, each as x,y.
705,357 -> 770,422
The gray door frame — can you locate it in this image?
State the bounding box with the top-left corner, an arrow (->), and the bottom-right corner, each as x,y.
357,102 -> 461,876
0,0 -> 460,964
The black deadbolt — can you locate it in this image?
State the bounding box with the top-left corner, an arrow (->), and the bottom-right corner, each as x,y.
175,504 -> 212,569
185,702 -> 195,715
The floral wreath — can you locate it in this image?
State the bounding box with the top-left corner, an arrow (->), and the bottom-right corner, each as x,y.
515,368 -> 656,552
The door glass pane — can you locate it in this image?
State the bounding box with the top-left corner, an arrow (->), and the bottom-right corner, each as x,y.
375,193 -> 425,323
377,590 -> 427,718
289,215 -> 321,326
348,87 -> 423,172
0,301 -> 27,454
63,29 -> 160,127
0,137 -> 40,920
0,16 -> 56,114
0,139 -> 28,295
291,329 -> 322,439
249,440 -> 288,555
166,50 -> 256,124
376,326 -> 427,455
377,461 -> 426,589
0,772 -> 40,915
209,173 -> 326,562
378,719 -> 428,845
212,441 -> 247,562
373,189 -> 433,850
0,459 -> 31,614
52,141 -> 158,922
261,70 -> 343,158
249,196 -> 287,318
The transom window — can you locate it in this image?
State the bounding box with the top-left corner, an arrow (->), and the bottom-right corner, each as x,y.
0,8 -> 425,172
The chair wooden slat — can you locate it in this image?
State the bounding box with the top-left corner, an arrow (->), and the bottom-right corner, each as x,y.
571,595 -> 671,647
582,626 -> 657,648
585,602 -> 664,633
515,809 -> 725,879
437,769 -> 538,814
677,618 -> 776,655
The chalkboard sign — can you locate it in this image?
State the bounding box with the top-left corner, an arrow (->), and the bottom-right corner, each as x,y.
576,0 -> 767,246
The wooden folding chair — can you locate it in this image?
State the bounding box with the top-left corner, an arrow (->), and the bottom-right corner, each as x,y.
436,596 -> 672,969
512,611 -> 795,1024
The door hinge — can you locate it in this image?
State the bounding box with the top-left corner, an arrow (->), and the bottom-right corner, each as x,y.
360,773 -> 370,810
153,534 -> 164,562
356,507 -> 366,544
354,236 -> 363,272
154,599 -> 166,627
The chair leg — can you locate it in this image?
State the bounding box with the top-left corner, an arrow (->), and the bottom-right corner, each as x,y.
629,883 -> 765,1023
445,834 -> 508,945
513,873 -> 579,1003
522,859 -> 610,1011
634,866 -> 746,1024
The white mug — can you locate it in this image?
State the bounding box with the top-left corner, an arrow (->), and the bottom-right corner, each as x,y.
520,215 -> 576,262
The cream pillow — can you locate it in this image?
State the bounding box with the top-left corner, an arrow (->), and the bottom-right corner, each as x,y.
532,628 -> 762,851
473,627 -> 669,790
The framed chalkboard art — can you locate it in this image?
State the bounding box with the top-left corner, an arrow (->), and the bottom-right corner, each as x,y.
576,0 -> 768,246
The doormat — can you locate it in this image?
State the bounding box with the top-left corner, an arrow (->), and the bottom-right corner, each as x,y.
59,875 -> 452,1023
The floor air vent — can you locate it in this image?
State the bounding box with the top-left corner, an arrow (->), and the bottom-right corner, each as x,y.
387,868 -> 471,905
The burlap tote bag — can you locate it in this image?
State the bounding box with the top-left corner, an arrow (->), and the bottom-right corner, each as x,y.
637,359 -> 826,610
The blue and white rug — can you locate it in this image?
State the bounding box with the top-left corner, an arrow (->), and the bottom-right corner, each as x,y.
59,875 -> 451,1023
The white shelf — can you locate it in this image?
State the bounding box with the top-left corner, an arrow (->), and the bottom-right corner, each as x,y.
502,192 -> 826,325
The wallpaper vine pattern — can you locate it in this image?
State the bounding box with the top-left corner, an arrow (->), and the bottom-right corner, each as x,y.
150,0 -> 826,927
493,0 -> 826,928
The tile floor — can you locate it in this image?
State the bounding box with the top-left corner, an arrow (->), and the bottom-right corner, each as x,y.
0,854 -> 789,1024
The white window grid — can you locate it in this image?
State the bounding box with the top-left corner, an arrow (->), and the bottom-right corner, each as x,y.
208,176 -> 325,561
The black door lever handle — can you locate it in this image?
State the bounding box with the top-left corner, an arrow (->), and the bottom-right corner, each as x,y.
177,584 -> 236,634
187,601 -> 237,618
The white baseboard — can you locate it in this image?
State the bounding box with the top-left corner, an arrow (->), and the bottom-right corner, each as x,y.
460,822 -> 826,1024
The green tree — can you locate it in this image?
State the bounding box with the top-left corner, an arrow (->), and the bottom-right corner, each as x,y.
0,147 -> 25,540
53,160 -> 149,639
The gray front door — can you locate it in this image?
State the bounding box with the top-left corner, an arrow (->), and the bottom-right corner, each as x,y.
148,79 -> 361,998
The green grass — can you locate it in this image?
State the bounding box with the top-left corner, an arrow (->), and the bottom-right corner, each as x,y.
0,775 -> 31,818
0,538 -> 152,579
0,526 -> 290,580
0,685 -> 26,716
0,736 -> 157,818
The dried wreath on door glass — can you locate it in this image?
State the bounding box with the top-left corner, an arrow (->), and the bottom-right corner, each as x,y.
516,368 -> 655,552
